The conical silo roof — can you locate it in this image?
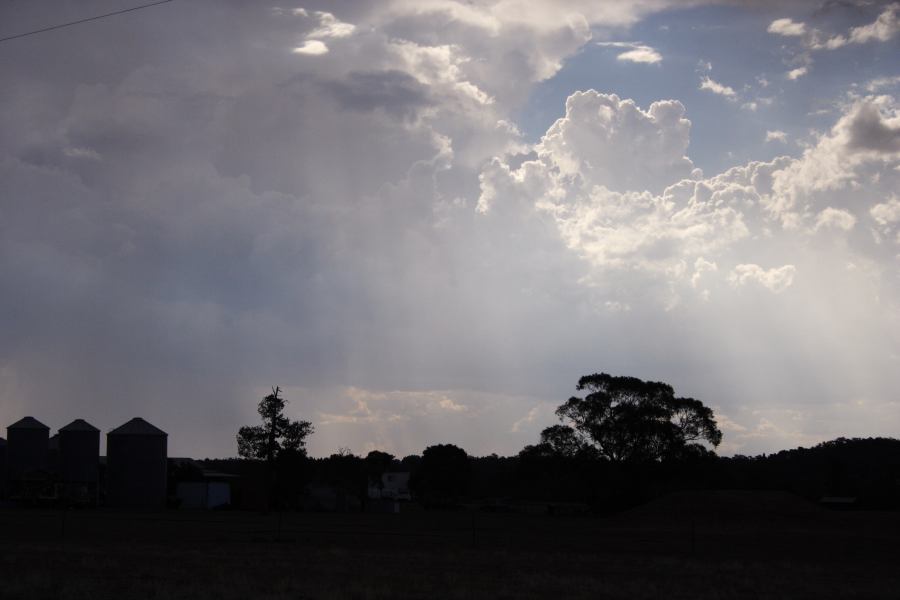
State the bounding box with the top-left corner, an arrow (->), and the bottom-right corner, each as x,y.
60,419 -> 100,433
108,417 -> 166,436
9,416 -> 49,430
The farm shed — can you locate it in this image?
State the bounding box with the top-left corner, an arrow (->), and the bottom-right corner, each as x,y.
59,419 -> 100,505
170,457 -> 235,509
176,480 -> 232,509
106,418 -> 167,509
368,471 -> 411,500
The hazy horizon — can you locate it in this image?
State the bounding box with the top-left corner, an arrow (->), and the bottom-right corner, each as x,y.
1,0 -> 898,459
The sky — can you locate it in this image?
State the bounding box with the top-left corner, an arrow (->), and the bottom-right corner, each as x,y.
1,0 -> 898,459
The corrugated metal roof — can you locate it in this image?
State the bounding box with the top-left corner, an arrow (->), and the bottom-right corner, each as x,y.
108,417 -> 167,436
60,419 -> 100,433
8,416 -> 49,430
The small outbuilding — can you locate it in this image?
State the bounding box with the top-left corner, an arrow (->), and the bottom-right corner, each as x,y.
106,418 -> 167,509
368,471 -> 411,501
59,419 -> 100,505
171,457 -> 235,510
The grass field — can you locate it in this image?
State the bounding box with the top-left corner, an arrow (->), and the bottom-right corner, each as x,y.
1,491 -> 897,599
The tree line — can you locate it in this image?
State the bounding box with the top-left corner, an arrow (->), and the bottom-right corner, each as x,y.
213,376 -> 899,512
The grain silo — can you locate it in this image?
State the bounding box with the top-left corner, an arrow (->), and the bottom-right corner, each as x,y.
48,433 -> 60,477
7,417 -> 50,501
106,418 -> 167,509
0,437 -> 7,499
7,417 -> 50,480
59,419 -> 100,505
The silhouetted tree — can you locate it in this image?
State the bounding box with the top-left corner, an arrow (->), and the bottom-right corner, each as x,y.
237,386 -> 314,508
237,386 -> 314,463
364,450 -> 395,492
543,373 -> 722,463
319,450 -> 367,506
410,444 -> 471,505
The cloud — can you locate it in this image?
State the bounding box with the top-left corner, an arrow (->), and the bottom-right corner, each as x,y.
699,76 -> 737,97
865,75 -> 900,93
777,3 -> 900,49
842,97 -> 900,154
770,4 -> 900,58
768,18 -> 806,37
289,10 -> 357,56
597,41 -> 662,64
814,207 -> 856,231
691,257 -> 718,289
617,46 -> 663,64
728,264 -> 797,293
523,90 -> 696,195
767,96 -> 900,226
870,197 -> 900,225
293,40 -> 329,55
766,130 -> 788,143
847,2 -> 899,44
767,5 -> 899,82
1,1 -> 899,460
786,66 -> 808,80
308,387 -> 548,456
480,90 -> 900,309
307,11 -> 357,39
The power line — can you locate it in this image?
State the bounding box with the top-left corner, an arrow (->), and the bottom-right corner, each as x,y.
0,0 -> 175,44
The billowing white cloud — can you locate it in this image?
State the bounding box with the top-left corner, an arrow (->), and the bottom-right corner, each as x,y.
814,207 -> 856,232
768,96 -> 900,226
870,197 -> 900,225
597,41 -> 662,64
617,45 -> 663,64
293,40 -> 329,55
786,66 -> 808,80
699,76 -> 736,97
526,90 -> 696,195
728,264 -> 796,293
768,18 -> 806,37
847,2 -> 899,44
308,11 -> 357,39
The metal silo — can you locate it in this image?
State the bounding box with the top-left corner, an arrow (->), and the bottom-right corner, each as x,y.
0,437 -> 6,499
6,417 -> 50,491
106,418 -> 167,509
59,419 -> 100,505
48,433 -> 60,478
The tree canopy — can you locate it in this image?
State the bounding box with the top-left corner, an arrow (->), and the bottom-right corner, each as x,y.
409,444 -> 471,503
531,373 -> 722,463
237,386 -> 314,462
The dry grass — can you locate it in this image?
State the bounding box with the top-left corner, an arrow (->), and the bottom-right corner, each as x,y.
1,492 -> 897,599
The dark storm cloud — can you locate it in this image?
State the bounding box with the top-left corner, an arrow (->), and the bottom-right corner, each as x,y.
320,70 -> 433,119
845,100 -> 900,152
